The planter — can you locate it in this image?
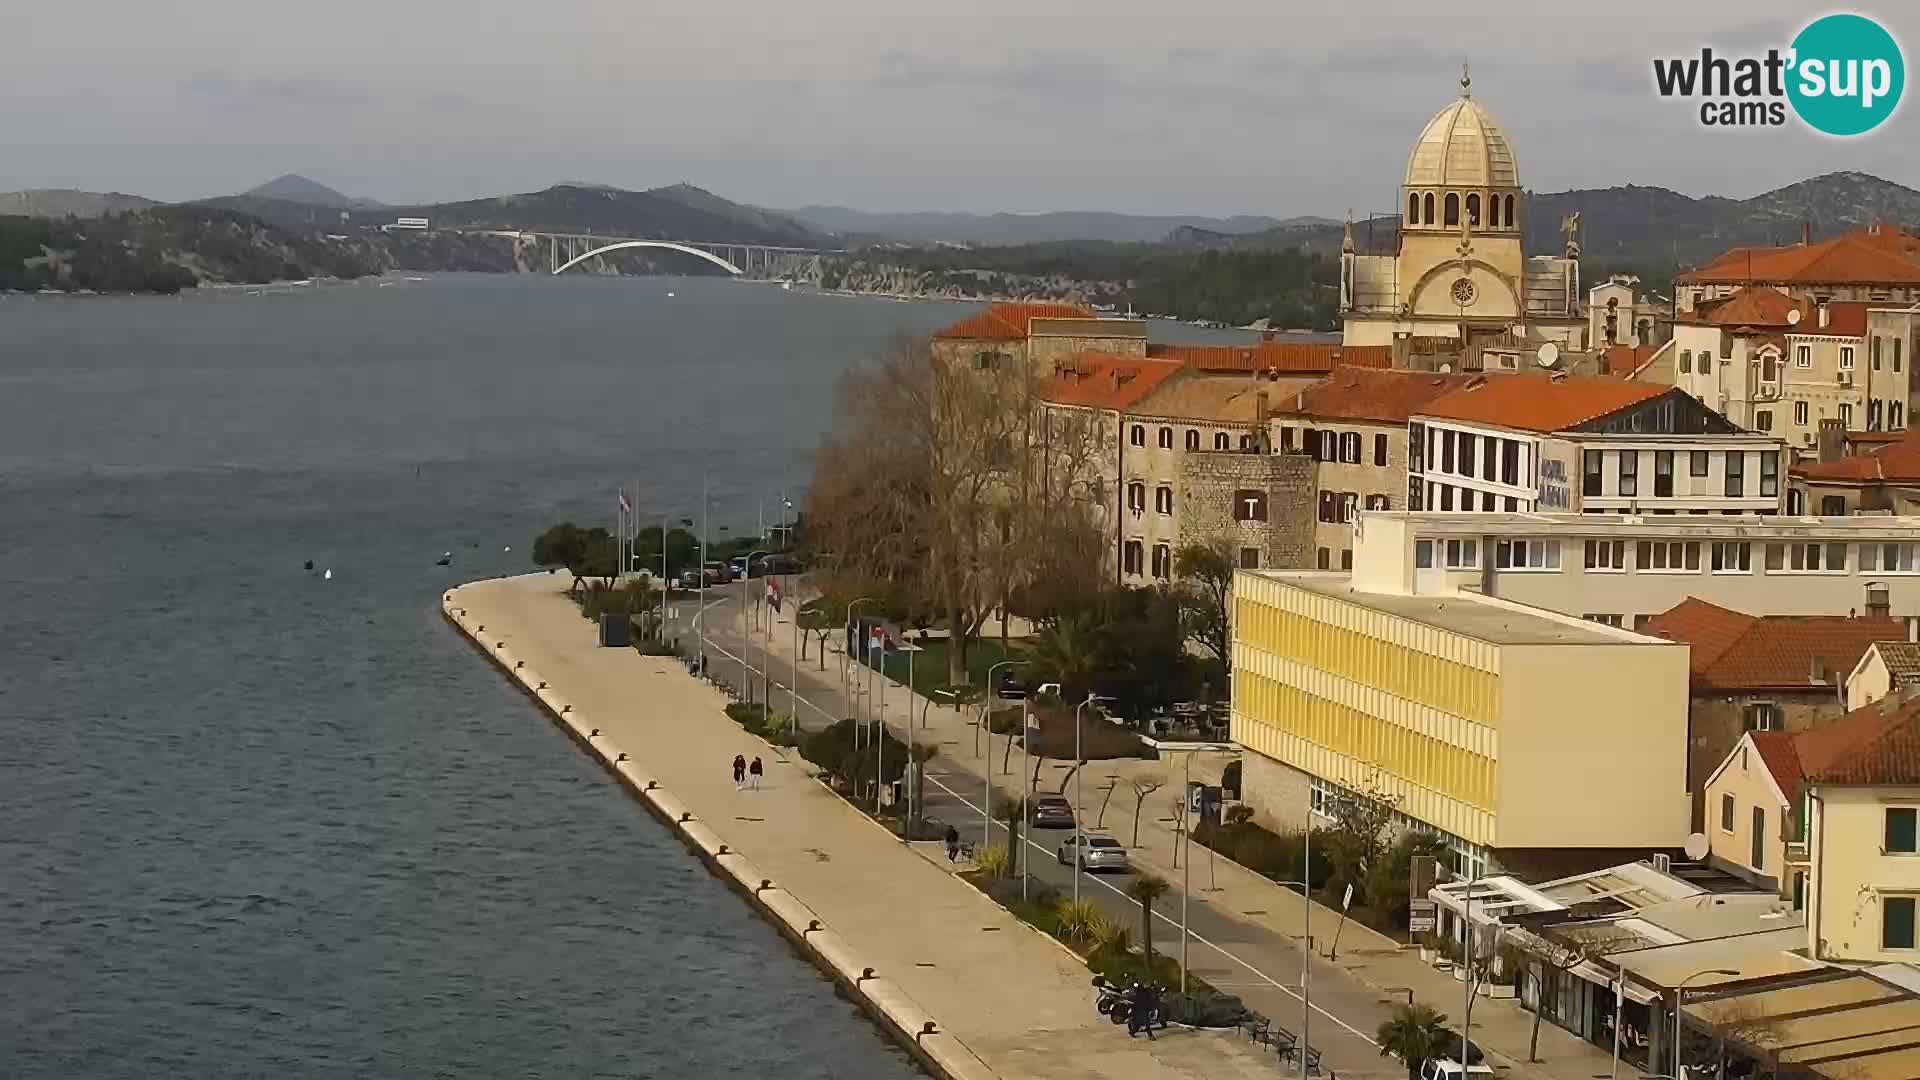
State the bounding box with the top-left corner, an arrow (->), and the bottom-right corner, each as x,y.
1486,983 -> 1517,1000
1418,946 -> 1434,963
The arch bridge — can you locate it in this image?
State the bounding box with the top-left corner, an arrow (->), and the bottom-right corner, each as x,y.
511,231 -> 835,278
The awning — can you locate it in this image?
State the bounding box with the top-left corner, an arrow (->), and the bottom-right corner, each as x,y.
1569,961 -> 1662,1005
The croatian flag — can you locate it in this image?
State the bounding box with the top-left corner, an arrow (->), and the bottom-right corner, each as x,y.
765,576 -> 782,613
617,489 -> 631,515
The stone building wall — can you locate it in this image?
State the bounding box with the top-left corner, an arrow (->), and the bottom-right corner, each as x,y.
1269,417 -> 1409,570
1177,449 -> 1316,571
1688,691 -> 1847,828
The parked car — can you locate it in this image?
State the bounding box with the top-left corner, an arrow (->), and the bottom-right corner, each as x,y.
1056,832 -> 1128,871
676,569 -> 703,590
1420,1059 -> 1493,1080
728,556 -> 749,577
704,561 -> 732,584
1028,795 -> 1076,829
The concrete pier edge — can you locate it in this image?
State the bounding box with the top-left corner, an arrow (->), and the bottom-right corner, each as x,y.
443,587 -> 999,1080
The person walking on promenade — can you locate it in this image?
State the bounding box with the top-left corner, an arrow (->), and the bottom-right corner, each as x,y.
732,754 -> 747,789
748,756 -> 764,791
944,824 -> 961,862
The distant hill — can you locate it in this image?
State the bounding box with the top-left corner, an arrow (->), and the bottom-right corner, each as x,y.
244,174 -> 384,209
0,205 -> 385,293
0,189 -> 158,218
783,206 -> 1324,246
383,183 -> 837,247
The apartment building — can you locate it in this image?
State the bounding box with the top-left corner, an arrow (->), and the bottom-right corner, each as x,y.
1791,428 -> 1920,515
1639,598 -> 1897,822
1800,697 -> 1920,963
1406,374 -> 1784,515
1846,639 -> 1920,711
1267,368 -> 1476,572
1701,730 -> 1811,904
1350,511 -> 1920,626
1231,570 -> 1690,879
1673,225 -> 1920,313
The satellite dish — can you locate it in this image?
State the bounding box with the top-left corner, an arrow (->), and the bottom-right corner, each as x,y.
1787,309 -> 1802,326
1536,342 -> 1561,367
1684,832 -> 1709,860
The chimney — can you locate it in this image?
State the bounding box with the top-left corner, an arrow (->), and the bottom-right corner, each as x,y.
1817,296 -> 1831,329
1256,390 -> 1272,428
1868,585 -> 1892,620
1802,221 -> 1812,247
1819,418 -> 1846,463
1908,615 -> 1919,642
1811,655 -> 1830,684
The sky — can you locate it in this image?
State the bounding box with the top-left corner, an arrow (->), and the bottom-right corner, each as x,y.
4,1 -> 1918,218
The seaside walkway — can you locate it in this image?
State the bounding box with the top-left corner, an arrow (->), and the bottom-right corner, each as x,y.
448,573 -> 1350,1080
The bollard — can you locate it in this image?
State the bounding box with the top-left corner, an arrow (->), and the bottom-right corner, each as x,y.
536,681 -> 547,690
755,879 -> 774,893
615,753 -> 628,763
916,1022 -> 937,1043
804,920 -> 822,934
717,844 -> 731,855
644,780 -> 659,791
678,812 -> 693,823
856,967 -> 876,983
561,705 -> 572,714
477,624 -> 484,632
514,660 -> 524,669
588,728 -> 601,738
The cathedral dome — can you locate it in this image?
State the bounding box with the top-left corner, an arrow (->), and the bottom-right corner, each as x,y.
1403,88 -> 1519,190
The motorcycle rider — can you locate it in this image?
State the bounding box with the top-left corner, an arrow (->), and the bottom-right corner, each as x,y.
1125,981 -> 1160,1040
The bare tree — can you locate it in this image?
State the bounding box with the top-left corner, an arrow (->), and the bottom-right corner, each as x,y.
1510,924 -> 1645,1062
1174,539 -> 1236,664
1125,776 -> 1165,847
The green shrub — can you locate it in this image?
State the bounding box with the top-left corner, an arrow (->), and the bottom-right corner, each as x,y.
1192,819 -> 1331,889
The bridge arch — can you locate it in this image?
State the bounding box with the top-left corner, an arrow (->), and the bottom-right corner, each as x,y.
551,240 -> 743,277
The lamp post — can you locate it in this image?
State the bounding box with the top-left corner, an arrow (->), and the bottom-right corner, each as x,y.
740,550 -> 769,703
982,661 -> 1027,852
847,597 -> 877,747
1673,968 -> 1739,1080
1072,693 -> 1111,904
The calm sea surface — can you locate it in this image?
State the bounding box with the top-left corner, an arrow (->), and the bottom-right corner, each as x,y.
0,274 -> 1253,1077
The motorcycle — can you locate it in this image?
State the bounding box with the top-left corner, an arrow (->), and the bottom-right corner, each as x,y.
1109,983 -> 1164,1031
1091,975 -> 1125,1016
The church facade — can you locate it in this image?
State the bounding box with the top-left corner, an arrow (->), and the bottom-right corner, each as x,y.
1341,72 -> 1586,365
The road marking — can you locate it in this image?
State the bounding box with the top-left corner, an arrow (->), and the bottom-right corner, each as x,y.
697,637 -> 1379,1050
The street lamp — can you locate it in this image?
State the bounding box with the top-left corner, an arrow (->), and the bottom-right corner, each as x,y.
1072,693 -> 1112,904
981,660 -> 1027,852
1672,968 -> 1739,1080
846,597 -> 877,746
740,550 -> 769,702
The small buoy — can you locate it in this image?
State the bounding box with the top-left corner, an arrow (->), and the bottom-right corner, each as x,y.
323,569 -> 333,580
503,546 -> 511,552
303,560 -> 314,571
666,291 -> 675,298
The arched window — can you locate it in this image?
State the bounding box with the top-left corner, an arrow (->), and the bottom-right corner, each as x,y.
1408,192 -> 1420,224
1129,424 -> 1145,447
1154,486 -> 1173,514
1423,192 -> 1435,224
1466,194 -> 1481,227
1184,429 -> 1200,451
1504,194 -> 1515,227
1444,193 -> 1460,226
1214,432 -> 1230,451
1488,195 -> 1501,228
1157,426 -> 1173,449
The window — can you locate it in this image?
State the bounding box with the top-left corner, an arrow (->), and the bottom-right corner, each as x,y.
1822,495 -> 1848,516
1154,486 -> 1173,515
1239,547 -> 1261,570
1886,897 -> 1917,950
1408,478 -> 1424,511
1481,491 -> 1496,511
1214,432 -> 1230,451
1743,702 -> 1782,730
1364,494 -> 1391,511
1897,402 -> 1908,430
1502,441 -> 1520,485
1583,450 -> 1604,496
1725,452 -> 1745,498
1459,432 -> 1477,478
1466,192 -> 1481,226
1440,538 -> 1480,570
1408,192 -> 1420,224
1438,484 -> 1453,511
1841,345 -> 1856,370
1654,451 -> 1674,496
1874,336 -> 1884,369
1865,543 -> 1920,573
1761,452 -> 1778,497
1409,423 -> 1425,472
1796,344 -> 1812,368
1585,539 -> 1626,570
1755,409 -> 1774,432
1441,429 -> 1455,473
1898,338 -> 1905,373
1636,540 -> 1701,571
1619,451 -> 1638,497
1503,194 -> 1514,228
1280,427 -> 1295,452
1793,872 -> 1807,912
1422,192 -> 1435,225
973,350 -> 1001,370
1721,793 -> 1736,832
1768,542 -> 1846,572
1888,808 -> 1919,854
1232,490 -> 1268,522
1317,490 -> 1336,523
1496,538 -> 1561,570
1157,426 -> 1173,449
1130,425 -> 1145,447
1316,547 -> 1330,570
1762,353 -> 1779,383
1151,543 -> 1171,580
1841,403 -> 1854,428
1415,540 -> 1434,569
1340,548 -> 1353,571
1374,433 -> 1389,467
1444,192 -> 1460,226
1342,431 -> 1362,464
1752,806 -> 1767,869
1680,350 -> 1692,374
1795,401 -> 1810,426
1185,429 -> 1200,451
1122,540 -> 1143,575
1240,433 -> 1256,451
1584,613 -> 1624,627
1341,492 -> 1358,523
1126,481 -> 1146,514
1712,541 -> 1752,572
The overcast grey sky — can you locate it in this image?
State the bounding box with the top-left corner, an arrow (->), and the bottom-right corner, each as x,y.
4,1 -> 1916,217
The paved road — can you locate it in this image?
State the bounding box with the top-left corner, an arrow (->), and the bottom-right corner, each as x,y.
675,592 -> 1403,1078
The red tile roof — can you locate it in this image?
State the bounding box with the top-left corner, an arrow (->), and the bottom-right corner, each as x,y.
1274,368 -> 1479,424
1415,373 -> 1670,433
1601,343 -> 1662,377
1749,731 -> 1807,805
1039,353 -> 1183,411
1792,432 -> 1920,485
1677,231 -> 1920,287
934,302 -> 1095,340
1147,341 -> 1392,374
1695,287 -> 1802,328
1640,598 -> 1901,692
1793,695 -> 1920,786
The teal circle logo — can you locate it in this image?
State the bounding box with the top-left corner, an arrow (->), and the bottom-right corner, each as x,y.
1788,14 -> 1904,136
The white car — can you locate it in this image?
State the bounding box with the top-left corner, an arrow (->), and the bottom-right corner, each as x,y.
1420,1059 -> 1493,1080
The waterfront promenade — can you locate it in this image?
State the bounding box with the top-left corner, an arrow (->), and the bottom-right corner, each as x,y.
446,573 -> 1338,1080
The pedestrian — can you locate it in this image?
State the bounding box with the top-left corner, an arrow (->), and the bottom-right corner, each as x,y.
748,756 -> 764,791
944,824 -> 960,862
732,754 -> 746,788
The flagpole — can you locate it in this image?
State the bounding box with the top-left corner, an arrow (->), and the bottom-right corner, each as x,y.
698,472 -> 708,670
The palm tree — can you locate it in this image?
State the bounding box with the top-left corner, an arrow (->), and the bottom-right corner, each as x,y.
1126,874 -> 1171,962
1376,1003 -> 1451,1080
909,743 -> 939,834
993,794 -> 1024,878
1021,615 -> 1105,702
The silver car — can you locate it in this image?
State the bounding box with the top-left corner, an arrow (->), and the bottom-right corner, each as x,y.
1056,832 -> 1129,872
